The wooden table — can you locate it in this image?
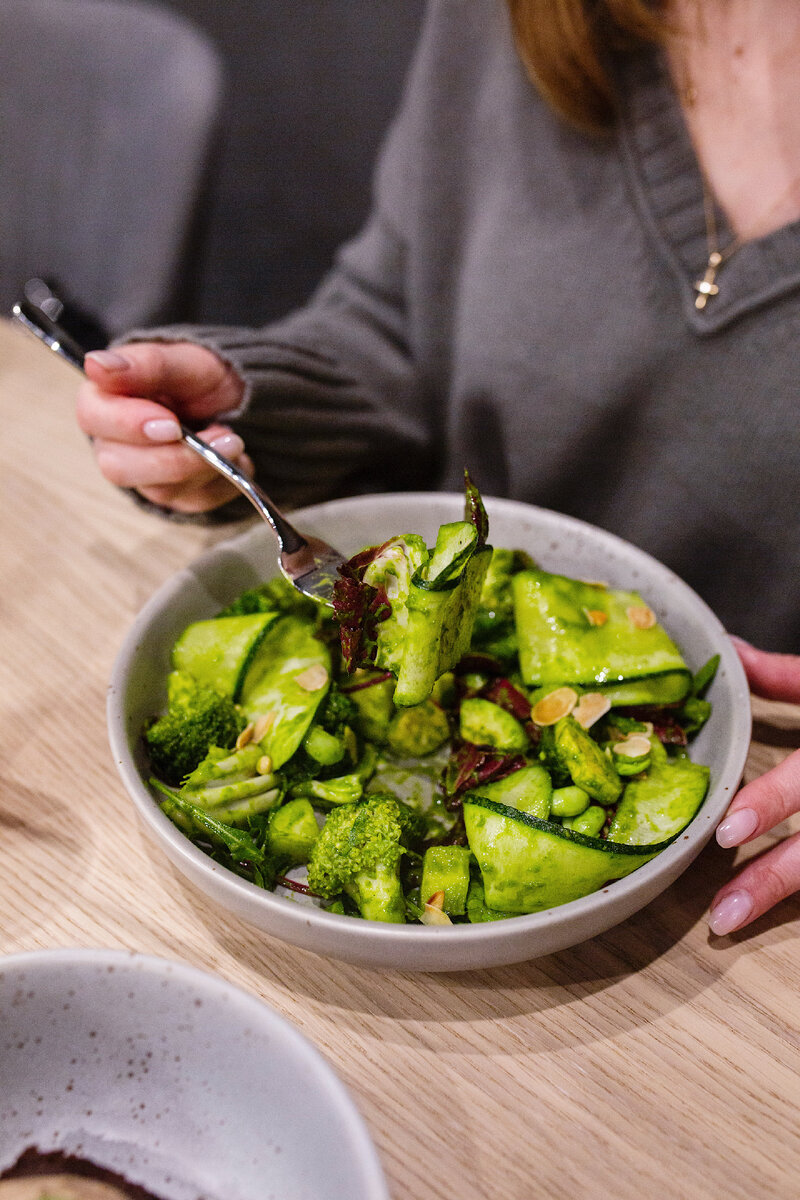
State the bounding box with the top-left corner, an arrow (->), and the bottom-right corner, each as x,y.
2,317 -> 799,1200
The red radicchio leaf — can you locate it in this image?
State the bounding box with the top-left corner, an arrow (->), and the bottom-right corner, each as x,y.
275,875 -> 324,898
479,678 -> 541,750
331,544 -> 392,674
454,653 -> 505,678
618,705 -> 688,747
443,741 -> 528,806
482,678 -> 532,721
340,670 -> 394,694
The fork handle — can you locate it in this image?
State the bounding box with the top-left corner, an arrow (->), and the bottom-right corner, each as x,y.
181,428 -> 305,553
12,300 -> 308,556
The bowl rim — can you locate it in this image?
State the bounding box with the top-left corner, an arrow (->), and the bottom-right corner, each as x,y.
0,946 -> 390,1199
108,492 -> 752,955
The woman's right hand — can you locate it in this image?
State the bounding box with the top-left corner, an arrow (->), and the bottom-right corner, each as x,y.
76,340 -> 252,514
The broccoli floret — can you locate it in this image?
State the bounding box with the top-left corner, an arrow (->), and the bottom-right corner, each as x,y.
387,698 -> 450,757
144,675 -> 246,785
306,794 -> 422,922
216,575 -> 319,619
315,686 -> 358,734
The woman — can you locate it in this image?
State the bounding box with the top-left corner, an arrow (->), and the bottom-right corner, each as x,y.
76,0 -> 800,935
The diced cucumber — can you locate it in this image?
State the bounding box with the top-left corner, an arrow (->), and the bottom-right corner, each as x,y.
465,879 -> 517,923
303,725 -> 346,765
268,798 -> 320,866
459,697 -> 529,752
420,845 -> 472,915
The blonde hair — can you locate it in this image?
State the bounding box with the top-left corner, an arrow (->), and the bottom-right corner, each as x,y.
507,1 -> 666,131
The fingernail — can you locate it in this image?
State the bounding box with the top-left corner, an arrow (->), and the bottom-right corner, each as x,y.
143,418 -> 182,443
209,432 -> 245,458
716,807 -> 758,848
709,889 -> 753,936
86,349 -> 130,372
728,634 -> 753,650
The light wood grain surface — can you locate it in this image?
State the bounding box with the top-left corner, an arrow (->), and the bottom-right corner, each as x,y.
1,317 -> 799,1200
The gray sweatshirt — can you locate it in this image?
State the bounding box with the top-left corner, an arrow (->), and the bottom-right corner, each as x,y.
136,0 -> 800,651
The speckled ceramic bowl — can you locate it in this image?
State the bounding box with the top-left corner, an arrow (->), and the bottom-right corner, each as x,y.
0,948 -> 388,1200
108,493 -> 751,971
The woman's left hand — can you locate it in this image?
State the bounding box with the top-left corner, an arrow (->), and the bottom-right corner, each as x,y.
708,638 -> 800,935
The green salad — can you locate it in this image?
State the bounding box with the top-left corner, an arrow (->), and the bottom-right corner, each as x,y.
144,478 -> 717,925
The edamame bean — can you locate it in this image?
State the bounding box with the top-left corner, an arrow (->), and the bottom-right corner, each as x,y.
563,804 -> 606,837
550,785 -> 591,818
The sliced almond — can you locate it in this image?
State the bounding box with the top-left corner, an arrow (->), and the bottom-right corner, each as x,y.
252,711 -> 275,742
294,664 -> 330,692
572,692 -> 611,729
256,754 -> 274,775
578,578 -> 608,589
235,722 -> 255,749
420,891 -> 452,925
583,607 -> 608,627
531,686 -> 578,726
627,604 -> 656,630
613,734 -> 652,759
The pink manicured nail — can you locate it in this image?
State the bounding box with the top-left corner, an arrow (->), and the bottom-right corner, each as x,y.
716,807 -> 758,848
143,418 -> 182,443
709,889 -> 753,936
209,432 -> 245,458
86,349 -> 130,372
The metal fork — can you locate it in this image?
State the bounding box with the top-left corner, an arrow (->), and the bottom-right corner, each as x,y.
11,298 -> 346,603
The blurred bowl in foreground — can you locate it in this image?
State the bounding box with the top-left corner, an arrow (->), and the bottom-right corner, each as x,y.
0,948 -> 388,1200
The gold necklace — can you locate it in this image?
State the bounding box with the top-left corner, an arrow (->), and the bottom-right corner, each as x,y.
693,185 -> 740,310
675,46 -> 800,309
693,176 -> 800,310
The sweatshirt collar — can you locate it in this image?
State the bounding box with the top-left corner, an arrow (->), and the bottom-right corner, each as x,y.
615,45 -> 800,334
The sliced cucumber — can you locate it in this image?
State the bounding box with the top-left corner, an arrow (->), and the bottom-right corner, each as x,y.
239,616 -> 331,767
172,612 -> 279,701
469,765 -> 552,820
463,795 -> 667,913
606,739 -> 709,844
512,568 -> 689,695
418,521 -> 478,586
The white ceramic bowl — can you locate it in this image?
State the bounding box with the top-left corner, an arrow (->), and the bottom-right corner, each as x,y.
0,948 -> 388,1199
108,493 -> 751,971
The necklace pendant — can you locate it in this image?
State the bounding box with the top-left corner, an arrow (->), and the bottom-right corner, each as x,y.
694,253 -> 722,310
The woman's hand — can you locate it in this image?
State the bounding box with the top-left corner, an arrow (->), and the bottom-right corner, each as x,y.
76,341 -> 251,514
708,638 -> 800,935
